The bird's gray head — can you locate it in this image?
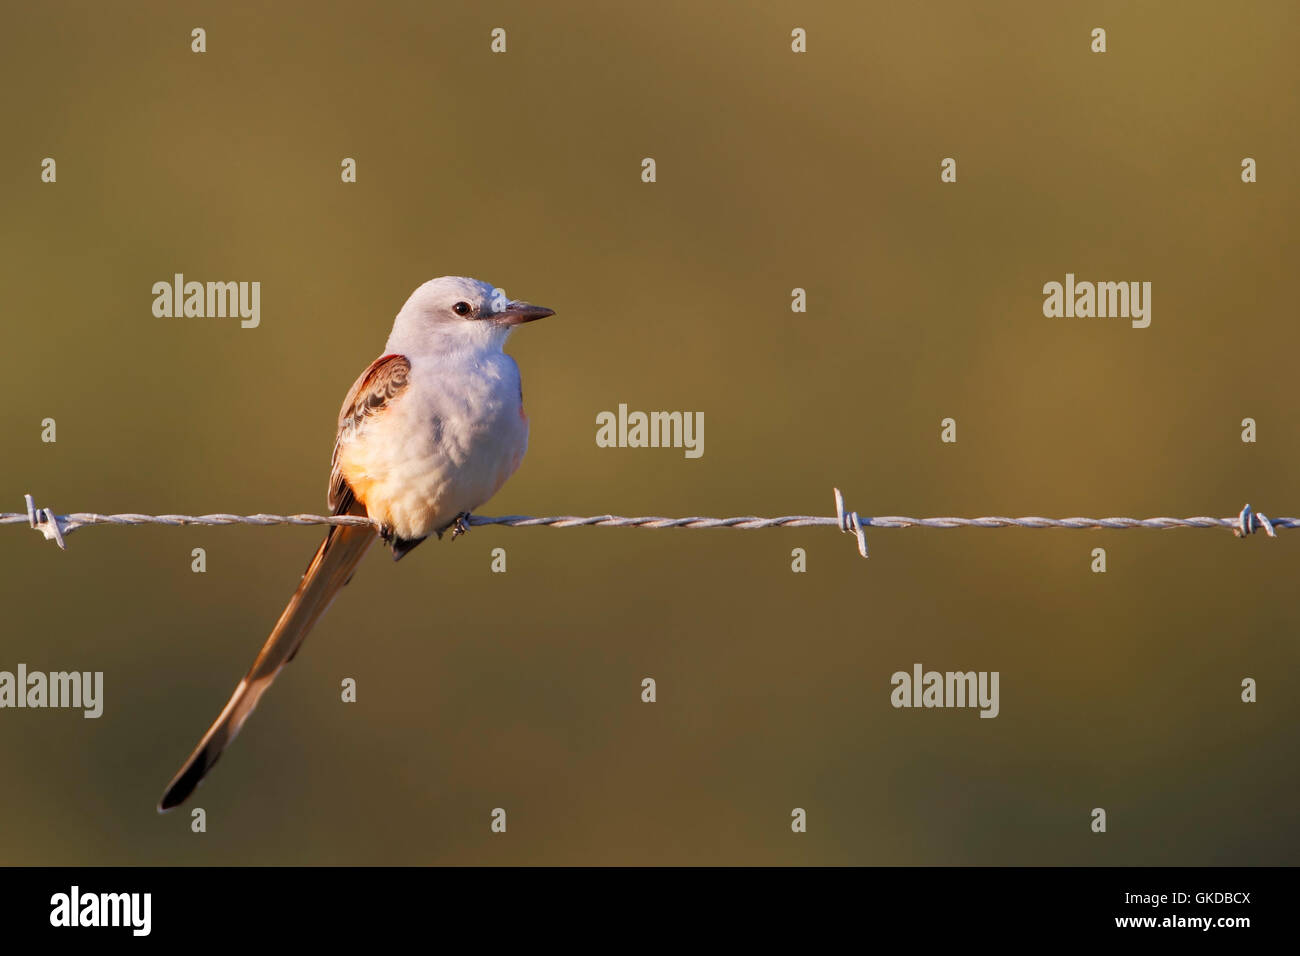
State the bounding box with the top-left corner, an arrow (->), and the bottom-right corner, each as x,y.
385,276 -> 554,355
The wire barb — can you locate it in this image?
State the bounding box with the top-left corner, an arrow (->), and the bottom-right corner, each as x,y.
24,494 -> 68,550
834,487 -> 868,558
1235,503 -> 1276,539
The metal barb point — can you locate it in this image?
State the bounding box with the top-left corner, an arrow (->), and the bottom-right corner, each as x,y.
833,487 -> 868,559
1235,504 -> 1276,539
24,494 -> 68,549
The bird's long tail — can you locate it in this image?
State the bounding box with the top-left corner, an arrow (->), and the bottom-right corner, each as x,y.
158,519 -> 375,811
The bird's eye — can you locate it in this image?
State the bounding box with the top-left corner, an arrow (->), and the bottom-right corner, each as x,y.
452,301 -> 472,316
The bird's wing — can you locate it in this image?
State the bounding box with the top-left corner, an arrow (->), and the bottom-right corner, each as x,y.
158,354 -> 411,811
330,353 -> 411,513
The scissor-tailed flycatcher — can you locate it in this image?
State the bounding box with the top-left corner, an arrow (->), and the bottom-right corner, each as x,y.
158,276 -> 553,811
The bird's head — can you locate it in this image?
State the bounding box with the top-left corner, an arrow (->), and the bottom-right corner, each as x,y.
387,276 -> 553,354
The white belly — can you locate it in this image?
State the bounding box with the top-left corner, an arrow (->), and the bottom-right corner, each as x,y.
338,351 -> 529,540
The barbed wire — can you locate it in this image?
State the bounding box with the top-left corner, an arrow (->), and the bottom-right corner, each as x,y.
0,491 -> 1288,558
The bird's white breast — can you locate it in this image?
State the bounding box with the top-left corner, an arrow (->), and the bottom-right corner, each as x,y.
338,349 -> 529,540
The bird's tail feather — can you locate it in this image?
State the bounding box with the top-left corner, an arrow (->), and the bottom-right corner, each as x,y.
158,521 -> 374,811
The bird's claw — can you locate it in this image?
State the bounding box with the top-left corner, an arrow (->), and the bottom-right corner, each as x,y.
449,512 -> 472,540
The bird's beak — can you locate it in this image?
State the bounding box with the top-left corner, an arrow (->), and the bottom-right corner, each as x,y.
497,300 -> 555,325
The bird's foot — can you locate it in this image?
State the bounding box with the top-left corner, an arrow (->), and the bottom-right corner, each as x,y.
449,512 -> 473,540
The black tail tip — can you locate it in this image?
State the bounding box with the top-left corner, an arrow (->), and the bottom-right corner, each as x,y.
157,787 -> 185,814
157,759 -> 206,813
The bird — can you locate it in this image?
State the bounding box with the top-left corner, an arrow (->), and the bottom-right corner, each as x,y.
157,276 -> 554,811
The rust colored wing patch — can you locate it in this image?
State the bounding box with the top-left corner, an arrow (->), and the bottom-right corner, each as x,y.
329,353 -> 411,513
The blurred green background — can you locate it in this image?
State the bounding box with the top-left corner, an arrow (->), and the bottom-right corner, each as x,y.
1,0 -> 1296,864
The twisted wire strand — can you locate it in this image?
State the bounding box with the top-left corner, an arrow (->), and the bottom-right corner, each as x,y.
1,490 -> 1288,557
2,513 -> 1294,531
